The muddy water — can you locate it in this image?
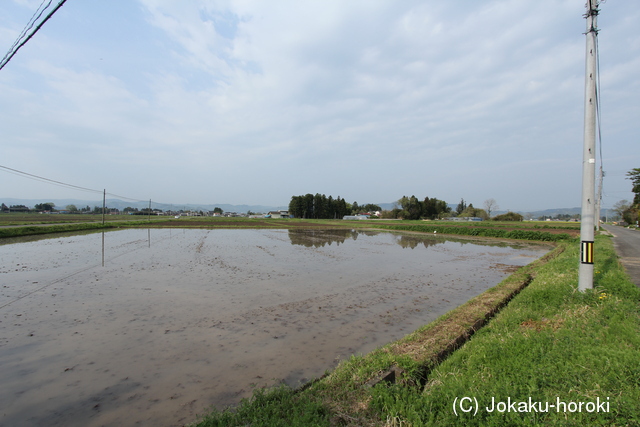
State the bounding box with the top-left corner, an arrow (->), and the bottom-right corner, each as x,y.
0,229 -> 550,426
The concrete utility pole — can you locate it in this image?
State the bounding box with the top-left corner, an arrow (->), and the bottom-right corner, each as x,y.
579,0 -> 599,291
595,167 -> 604,231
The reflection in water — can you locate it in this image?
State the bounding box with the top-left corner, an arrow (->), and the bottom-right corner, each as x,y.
287,228 -> 445,249
0,229 -> 551,427
287,229 -> 530,251
288,229 -> 367,247
393,234 -> 443,249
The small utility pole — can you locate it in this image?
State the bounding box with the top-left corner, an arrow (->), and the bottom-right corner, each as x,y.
595,167 -> 604,231
579,0 -> 599,291
102,189 -> 106,225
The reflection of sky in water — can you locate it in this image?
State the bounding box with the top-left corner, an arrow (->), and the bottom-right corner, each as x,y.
0,229 -> 551,427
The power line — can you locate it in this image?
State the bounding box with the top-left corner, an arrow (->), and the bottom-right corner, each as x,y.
0,164 -> 101,194
2,0 -> 53,64
0,0 -> 68,71
0,164 -> 170,207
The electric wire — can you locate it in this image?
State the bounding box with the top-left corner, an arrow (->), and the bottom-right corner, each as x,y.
0,164 -> 102,194
1,0 -> 53,65
0,0 -> 68,71
594,3 -> 605,212
0,164 -> 175,209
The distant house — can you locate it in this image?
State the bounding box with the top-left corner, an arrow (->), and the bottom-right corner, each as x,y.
266,210 -> 290,219
343,215 -> 369,220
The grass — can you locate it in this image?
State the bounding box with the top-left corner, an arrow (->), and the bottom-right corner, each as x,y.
0,213 -> 142,225
192,233 -> 640,426
3,215 -> 631,425
0,215 -> 579,242
0,219 -> 159,238
368,235 -> 640,426
370,222 -> 576,242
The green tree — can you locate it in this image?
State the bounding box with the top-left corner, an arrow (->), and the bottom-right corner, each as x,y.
213,207 -> 223,214
627,168 -> 640,205
493,212 -> 524,221
34,202 -> 55,212
362,203 -> 381,213
66,204 -> 78,212
422,197 -> 450,220
613,200 -> 630,220
314,193 -> 327,219
456,198 -> 467,215
351,201 -> 360,215
458,204 -> 489,220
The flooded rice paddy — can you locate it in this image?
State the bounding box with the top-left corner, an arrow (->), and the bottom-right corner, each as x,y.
0,228 -> 551,426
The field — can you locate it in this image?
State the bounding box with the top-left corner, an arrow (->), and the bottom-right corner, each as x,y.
3,215 -> 630,426
0,213 -> 140,225
0,213 -> 582,242
194,234 -> 640,426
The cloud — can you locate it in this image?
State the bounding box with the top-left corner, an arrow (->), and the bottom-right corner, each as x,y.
0,0 -> 638,209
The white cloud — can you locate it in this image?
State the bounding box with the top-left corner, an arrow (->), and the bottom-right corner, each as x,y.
0,0 -> 638,209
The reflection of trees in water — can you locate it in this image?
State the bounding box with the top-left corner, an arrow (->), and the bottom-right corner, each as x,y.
288,229 -> 370,247
288,229 -> 545,251
288,229 -> 446,249
393,234 -> 444,249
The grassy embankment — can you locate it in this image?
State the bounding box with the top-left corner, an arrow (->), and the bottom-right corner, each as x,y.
0,214 -> 580,242
0,219 -> 157,238
193,232 -> 640,426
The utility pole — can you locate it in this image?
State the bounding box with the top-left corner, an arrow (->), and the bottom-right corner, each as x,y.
102,189 -> 106,225
579,0 -> 599,291
595,167 -> 604,231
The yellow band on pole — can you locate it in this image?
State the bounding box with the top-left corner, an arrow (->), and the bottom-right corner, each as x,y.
581,241 -> 594,264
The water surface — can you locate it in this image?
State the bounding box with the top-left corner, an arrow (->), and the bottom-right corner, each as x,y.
0,228 -> 550,426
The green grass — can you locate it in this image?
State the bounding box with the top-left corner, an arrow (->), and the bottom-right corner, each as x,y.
0,213 -> 141,225
368,235 -> 640,426
371,223 -> 575,242
192,234 -> 640,427
194,385 -> 332,427
0,219 -> 158,238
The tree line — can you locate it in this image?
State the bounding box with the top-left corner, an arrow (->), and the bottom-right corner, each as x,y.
0,203 -> 158,215
288,194 -> 528,221
615,168 -> 640,225
288,194 -> 381,219
385,195 -> 451,220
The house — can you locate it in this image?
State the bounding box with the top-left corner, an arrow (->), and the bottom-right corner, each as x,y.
266,210 -> 290,219
343,215 -> 369,220
448,216 -> 483,222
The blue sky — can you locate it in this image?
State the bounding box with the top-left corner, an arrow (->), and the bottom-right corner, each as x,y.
0,0 -> 638,212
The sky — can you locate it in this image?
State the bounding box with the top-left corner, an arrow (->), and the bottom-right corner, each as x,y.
0,0 -> 638,212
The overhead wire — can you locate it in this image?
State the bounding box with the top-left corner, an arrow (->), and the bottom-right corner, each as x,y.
594,3 -> 606,214
0,164 -> 102,194
0,164 -> 173,207
0,0 -> 68,71
1,0 -> 53,65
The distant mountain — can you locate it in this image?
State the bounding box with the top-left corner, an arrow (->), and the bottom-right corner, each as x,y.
0,198 -> 287,213
1,198 -> 614,219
